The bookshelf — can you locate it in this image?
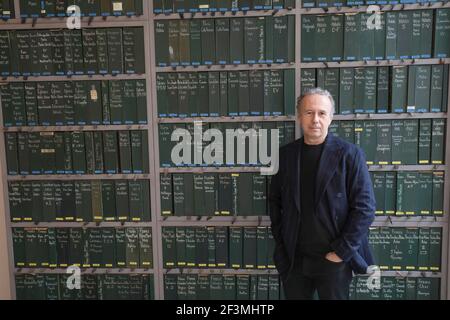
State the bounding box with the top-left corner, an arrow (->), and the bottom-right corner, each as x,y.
0,0 -> 449,300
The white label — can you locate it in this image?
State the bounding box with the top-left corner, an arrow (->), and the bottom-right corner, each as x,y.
113,2 -> 123,11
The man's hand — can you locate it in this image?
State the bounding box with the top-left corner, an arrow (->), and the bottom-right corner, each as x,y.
325,252 -> 343,263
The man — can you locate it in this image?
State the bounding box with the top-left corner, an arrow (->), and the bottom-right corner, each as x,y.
269,88 -> 376,300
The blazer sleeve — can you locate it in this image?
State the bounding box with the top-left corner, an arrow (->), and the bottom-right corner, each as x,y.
330,147 -> 376,262
268,151 -> 291,275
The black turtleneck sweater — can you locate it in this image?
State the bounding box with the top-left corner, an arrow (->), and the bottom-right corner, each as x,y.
294,141 -> 344,275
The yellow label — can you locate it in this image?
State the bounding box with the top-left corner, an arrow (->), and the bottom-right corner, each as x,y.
392,266 -> 401,270
49,264 -> 57,268
430,267 -> 439,271
232,264 -> 241,268
132,218 -> 141,221
366,161 -> 373,165
162,211 -> 172,215
434,211 -> 443,214
17,263 -> 25,266
105,264 -> 113,267
386,211 -> 395,214
65,217 -> 74,221
375,211 -> 384,214
113,2 -> 123,11
56,218 -> 64,221
221,211 -> 230,215
418,267 -> 428,271
42,263 -> 49,266
41,149 -> 55,153
3,10 -> 11,15
396,211 -> 404,215
83,264 -> 91,268
187,263 -> 196,267
90,87 -> 98,101
117,262 -> 126,266
392,161 -> 401,165
354,128 -> 363,132
60,264 -> 68,267
232,173 -> 239,177
379,161 -> 388,165
405,211 -> 415,215
257,266 -> 265,269
92,264 -> 100,267
406,266 -> 415,270
245,265 -> 254,268
198,263 -> 207,267
268,265 -> 275,269
105,217 -> 115,221
419,160 -> 429,164
177,262 -> 186,266
76,218 -> 83,222
432,161 -> 442,164
12,218 -> 21,221
23,218 -> 32,221
217,263 -> 226,267
130,262 -> 138,265
142,262 -> 150,266
166,262 -> 174,266
421,211 -> 430,214
208,264 -> 216,267
199,4 -> 209,8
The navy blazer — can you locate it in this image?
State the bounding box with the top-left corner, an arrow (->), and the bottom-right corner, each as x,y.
269,133 -> 376,276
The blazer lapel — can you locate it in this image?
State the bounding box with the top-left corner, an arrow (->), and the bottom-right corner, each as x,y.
314,134 -> 343,209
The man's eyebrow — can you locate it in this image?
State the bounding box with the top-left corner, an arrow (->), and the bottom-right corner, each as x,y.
302,107 -> 330,112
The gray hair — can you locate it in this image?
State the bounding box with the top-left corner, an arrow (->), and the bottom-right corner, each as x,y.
296,87 -> 335,116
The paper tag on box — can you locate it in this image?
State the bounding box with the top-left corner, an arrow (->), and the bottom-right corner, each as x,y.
113,2 -> 123,11
90,87 -> 98,101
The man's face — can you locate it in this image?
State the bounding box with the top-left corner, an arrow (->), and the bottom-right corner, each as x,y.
297,94 -> 333,143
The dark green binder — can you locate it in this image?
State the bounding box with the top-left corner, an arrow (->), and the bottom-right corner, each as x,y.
189,19 -> 202,65
432,171 -> 444,216
71,131 -> 87,174
103,131 -> 119,173
107,28 -> 124,74
215,18 -> 230,65
125,227 -> 139,268
115,180 -> 130,221
243,227 -> 257,269
155,21 -> 169,66
162,227 -> 176,268
185,227 -> 196,268
139,228 -> 152,268
431,119 -> 445,165
122,27 -> 145,74
102,180 -> 117,221
230,18 -> 244,64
